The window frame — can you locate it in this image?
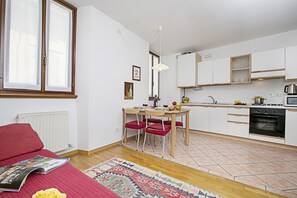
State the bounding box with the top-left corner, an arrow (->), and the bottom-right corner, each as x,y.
149,51 -> 160,100
0,0 -> 77,98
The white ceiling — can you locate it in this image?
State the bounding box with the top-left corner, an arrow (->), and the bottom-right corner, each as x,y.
67,0 -> 297,55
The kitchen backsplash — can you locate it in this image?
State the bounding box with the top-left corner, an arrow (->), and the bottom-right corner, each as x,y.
184,79 -> 297,105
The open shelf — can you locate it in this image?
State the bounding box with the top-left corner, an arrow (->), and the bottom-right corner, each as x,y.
231,54 -> 251,83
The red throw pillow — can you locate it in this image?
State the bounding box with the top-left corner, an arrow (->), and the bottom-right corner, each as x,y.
0,123 -> 44,161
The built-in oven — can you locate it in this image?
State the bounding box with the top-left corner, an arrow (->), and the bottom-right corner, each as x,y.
249,108 -> 285,138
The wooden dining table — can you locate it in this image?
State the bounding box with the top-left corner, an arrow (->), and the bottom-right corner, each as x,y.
122,108 -> 190,157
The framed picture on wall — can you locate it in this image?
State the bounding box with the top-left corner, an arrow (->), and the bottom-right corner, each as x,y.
132,65 -> 141,81
124,82 -> 134,100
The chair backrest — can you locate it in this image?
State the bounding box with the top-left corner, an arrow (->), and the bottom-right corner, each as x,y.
125,109 -> 140,114
145,110 -> 165,117
145,110 -> 166,130
125,109 -> 140,124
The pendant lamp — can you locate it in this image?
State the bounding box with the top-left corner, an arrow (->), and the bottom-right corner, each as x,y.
152,26 -> 169,72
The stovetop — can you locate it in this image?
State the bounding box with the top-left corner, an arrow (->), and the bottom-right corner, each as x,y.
252,104 -> 283,106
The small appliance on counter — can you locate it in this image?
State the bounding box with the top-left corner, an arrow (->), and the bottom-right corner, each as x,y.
284,84 -> 297,107
284,84 -> 297,95
284,95 -> 297,107
252,96 -> 266,105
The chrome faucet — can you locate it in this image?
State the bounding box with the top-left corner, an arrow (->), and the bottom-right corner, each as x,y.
208,96 -> 217,104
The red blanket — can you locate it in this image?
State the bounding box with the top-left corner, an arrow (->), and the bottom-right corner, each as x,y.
0,149 -> 119,198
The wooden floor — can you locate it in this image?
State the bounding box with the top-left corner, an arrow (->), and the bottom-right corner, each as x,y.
68,145 -> 283,198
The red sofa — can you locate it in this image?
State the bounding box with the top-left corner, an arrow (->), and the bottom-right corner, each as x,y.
0,124 -> 119,198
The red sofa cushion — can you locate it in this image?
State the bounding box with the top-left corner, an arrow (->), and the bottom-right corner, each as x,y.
0,149 -> 119,198
0,123 -> 44,161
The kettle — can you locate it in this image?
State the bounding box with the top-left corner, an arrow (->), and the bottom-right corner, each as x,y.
284,84 -> 297,95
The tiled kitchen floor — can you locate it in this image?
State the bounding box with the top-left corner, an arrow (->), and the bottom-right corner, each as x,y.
123,130 -> 297,197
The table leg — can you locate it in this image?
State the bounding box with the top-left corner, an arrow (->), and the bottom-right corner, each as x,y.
170,114 -> 176,157
185,111 -> 189,146
123,110 -> 127,143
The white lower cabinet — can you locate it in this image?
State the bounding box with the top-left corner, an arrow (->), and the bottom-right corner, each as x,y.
228,122 -> 249,138
285,110 -> 297,146
209,107 -> 228,134
227,108 -> 250,138
194,107 -> 210,132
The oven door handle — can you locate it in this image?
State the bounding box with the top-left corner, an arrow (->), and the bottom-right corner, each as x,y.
251,115 -> 279,119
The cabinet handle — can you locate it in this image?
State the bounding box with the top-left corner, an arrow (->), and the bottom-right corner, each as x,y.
228,114 -> 249,117
228,121 -> 249,125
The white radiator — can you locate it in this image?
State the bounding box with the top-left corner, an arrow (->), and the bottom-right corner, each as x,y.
16,111 -> 69,152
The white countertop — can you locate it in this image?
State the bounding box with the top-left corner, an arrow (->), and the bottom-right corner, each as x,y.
182,102 -> 297,110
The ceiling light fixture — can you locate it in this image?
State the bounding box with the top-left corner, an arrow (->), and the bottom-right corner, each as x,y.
152,26 -> 169,72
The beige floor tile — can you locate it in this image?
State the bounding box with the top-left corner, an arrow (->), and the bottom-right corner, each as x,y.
278,173 -> 297,185
187,149 -> 207,157
257,174 -> 297,190
221,164 -> 252,177
226,155 -> 253,164
202,165 -> 230,175
201,149 -> 223,157
124,131 -> 297,197
193,156 -> 217,166
209,156 -> 234,165
285,189 -> 297,195
239,163 -> 272,175
216,148 -> 237,156
258,162 -> 296,174
232,148 -> 251,155
266,187 -> 297,198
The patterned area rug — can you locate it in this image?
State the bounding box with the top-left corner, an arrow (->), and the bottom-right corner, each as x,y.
84,158 -> 221,198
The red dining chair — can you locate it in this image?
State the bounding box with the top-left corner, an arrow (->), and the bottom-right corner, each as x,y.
164,116 -> 185,140
122,109 -> 146,151
142,110 -> 171,158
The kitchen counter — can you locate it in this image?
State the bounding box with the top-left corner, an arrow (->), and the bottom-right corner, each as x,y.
182,102 -> 297,110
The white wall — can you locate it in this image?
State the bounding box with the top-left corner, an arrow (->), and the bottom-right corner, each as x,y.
76,6 -> 149,151
0,99 -> 78,150
160,54 -> 181,105
161,29 -> 297,105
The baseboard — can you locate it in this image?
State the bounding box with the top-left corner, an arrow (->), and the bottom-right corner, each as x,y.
72,135 -> 137,156
58,150 -> 79,157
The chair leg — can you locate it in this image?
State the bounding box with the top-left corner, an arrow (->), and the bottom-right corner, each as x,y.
121,128 -> 127,145
162,136 -> 166,158
142,132 -> 147,152
136,130 -> 140,151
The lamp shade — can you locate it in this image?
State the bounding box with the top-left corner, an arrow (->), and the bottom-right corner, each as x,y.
152,63 -> 169,72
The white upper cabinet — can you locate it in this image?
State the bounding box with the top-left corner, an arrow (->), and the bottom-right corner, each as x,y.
285,110 -> 297,147
286,46 -> 297,80
198,58 -> 231,86
251,48 -> 285,72
177,53 -> 201,87
198,61 -> 213,85
213,58 -> 231,84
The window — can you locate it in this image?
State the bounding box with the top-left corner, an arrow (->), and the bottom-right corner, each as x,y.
0,0 -> 77,98
149,52 -> 159,99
